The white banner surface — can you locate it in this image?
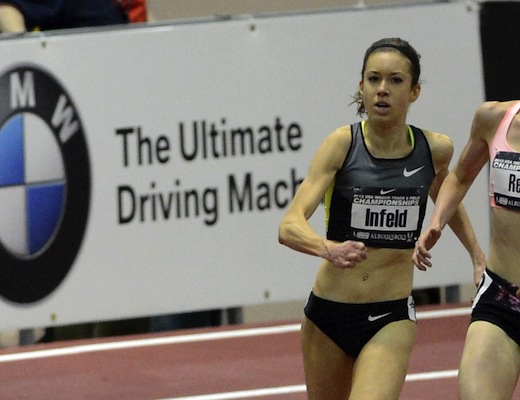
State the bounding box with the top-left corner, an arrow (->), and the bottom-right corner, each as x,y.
0,2 -> 487,329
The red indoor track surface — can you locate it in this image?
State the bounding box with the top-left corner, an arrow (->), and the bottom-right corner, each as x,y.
0,303 -> 519,400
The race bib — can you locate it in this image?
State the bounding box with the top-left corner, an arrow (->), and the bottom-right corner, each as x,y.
492,151 -> 520,211
349,187 -> 423,248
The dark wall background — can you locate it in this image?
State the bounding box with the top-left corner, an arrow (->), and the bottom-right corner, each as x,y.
480,1 -> 520,101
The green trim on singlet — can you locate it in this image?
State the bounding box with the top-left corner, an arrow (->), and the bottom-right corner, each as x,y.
324,121 -> 415,230
361,120 -> 414,147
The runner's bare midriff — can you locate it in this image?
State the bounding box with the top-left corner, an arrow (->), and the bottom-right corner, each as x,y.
313,247 -> 414,303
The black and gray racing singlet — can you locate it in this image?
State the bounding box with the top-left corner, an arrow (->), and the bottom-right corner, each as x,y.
325,122 -> 435,249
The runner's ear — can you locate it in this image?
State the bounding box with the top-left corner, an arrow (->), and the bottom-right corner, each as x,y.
409,84 -> 421,103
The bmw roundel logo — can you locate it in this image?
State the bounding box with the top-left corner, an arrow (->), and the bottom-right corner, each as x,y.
0,65 -> 90,304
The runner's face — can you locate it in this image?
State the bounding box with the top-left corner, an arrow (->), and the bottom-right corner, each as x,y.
359,51 -> 420,119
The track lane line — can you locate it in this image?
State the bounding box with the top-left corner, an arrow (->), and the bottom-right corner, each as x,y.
0,306 -> 470,363
158,369 -> 459,400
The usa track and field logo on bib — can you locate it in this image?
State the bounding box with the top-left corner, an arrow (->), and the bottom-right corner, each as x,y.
0,65 -> 91,304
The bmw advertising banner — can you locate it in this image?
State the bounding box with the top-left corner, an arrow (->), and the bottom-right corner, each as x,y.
0,2 -> 487,330
0,66 -> 90,305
